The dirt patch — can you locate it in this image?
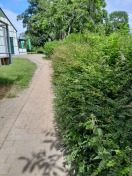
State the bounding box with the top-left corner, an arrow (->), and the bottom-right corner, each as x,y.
0,85 -> 11,100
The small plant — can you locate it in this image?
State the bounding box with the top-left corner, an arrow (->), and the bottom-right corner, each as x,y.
36,46 -> 45,53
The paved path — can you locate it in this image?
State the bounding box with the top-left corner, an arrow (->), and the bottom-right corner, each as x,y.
0,55 -> 66,176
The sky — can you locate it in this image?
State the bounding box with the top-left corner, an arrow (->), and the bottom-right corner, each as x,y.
105,0 -> 132,28
0,0 -> 132,35
0,0 -> 29,34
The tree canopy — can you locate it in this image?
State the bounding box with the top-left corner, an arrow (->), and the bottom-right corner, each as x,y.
17,0 -> 107,46
109,11 -> 129,31
18,1 -> 130,46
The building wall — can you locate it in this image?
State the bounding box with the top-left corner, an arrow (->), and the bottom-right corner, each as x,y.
0,27 -> 8,57
0,15 -> 19,57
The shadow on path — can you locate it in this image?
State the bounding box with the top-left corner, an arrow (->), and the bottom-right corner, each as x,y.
18,131 -> 67,176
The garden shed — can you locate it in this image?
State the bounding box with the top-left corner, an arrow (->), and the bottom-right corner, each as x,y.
0,8 -> 19,65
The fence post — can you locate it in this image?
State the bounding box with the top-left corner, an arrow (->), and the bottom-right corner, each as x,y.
6,24 -> 12,64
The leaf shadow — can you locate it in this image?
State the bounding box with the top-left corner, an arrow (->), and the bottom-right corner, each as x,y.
18,130 -> 67,176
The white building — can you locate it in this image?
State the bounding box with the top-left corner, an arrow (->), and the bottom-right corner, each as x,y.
0,8 -> 25,65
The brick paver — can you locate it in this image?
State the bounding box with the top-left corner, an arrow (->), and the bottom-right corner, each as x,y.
0,55 -> 67,176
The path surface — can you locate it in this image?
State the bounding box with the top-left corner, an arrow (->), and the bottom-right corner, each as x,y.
0,54 -> 66,176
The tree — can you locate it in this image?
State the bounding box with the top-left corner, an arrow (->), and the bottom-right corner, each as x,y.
109,11 -> 130,32
17,0 -> 107,46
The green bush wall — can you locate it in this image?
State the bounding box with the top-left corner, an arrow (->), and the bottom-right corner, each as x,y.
51,31 -> 132,176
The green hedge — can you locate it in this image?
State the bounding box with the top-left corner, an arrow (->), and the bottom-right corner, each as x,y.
43,34 -> 87,57
36,46 -> 45,53
52,32 -> 132,175
44,40 -> 60,56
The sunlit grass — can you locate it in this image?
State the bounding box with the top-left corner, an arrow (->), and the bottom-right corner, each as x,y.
0,58 -> 37,98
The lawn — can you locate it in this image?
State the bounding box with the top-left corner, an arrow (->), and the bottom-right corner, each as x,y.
0,57 -> 37,98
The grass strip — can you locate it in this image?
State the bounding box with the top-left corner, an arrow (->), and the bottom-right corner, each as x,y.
0,57 -> 37,98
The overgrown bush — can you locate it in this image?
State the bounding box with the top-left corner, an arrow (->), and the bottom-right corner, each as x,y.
44,40 -> 60,56
51,31 -> 132,175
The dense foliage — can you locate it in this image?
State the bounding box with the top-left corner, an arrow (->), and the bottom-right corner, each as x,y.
18,1 -> 130,48
108,11 -> 130,33
50,32 -> 132,175
18,0 -> 108,46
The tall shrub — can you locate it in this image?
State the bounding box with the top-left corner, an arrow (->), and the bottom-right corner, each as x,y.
52,32 -> 132,175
